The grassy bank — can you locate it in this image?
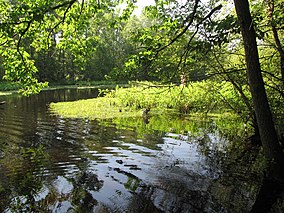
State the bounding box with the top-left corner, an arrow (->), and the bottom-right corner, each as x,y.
0,81 -> 21,91
47,80 -> 128,88
50,97 -> 144,119
0,81 -> 22,96
50,81 -> 245,120
0,91 -> 14,96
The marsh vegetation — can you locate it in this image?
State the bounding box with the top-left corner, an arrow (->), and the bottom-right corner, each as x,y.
50,81 -> 249,120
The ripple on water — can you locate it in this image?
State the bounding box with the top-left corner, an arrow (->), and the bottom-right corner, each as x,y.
0,115 -> 26,143
60,132 -> 221,212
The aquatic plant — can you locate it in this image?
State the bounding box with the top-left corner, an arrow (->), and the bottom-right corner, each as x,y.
50,81 -> 246,120
104,81 -> 248,114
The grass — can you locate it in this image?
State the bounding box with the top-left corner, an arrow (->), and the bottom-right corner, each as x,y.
0,91 -> 14,96
50,80 -> 242,120
48,80 -> 128,88
0,81 -> 21,91
0,81 -> 21,96
50,97 -> 144,119
43,83 -> 129,91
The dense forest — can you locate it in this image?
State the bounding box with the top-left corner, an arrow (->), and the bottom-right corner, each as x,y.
0,0 -> 284,211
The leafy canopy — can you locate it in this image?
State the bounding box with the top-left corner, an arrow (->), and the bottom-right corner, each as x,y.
0,0 -> 135,94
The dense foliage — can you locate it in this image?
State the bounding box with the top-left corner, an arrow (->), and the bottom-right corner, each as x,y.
0,0 -> 282,103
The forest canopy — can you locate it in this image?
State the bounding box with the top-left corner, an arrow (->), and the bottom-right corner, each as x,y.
0,0 -> 283,89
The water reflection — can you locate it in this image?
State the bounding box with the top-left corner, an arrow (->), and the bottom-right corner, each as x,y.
0,89 -> 262,212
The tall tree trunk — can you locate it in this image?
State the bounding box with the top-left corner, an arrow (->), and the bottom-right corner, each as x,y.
233,0 -> 284,169
233,0 -> 284,211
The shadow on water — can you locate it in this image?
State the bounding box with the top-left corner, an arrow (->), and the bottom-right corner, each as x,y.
0,88 -> 270,212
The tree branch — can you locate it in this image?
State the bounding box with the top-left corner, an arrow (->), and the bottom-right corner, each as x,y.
47,0 -> 78,47
17,20 -> 33,70
156,0 -> 200,54
155,4 -> 222,58
14,0 -> 78,67
262,69 -> 284,82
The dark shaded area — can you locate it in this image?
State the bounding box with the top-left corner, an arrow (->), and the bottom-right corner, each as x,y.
251,179 -> 284,212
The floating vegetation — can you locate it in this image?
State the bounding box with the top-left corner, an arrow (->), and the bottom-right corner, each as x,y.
50,81 -> 243,120
50,97 -> 144,119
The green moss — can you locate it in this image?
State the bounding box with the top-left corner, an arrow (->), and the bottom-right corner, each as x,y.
50,97 -> 143,119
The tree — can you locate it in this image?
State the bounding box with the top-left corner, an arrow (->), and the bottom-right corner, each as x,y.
233,0 -> 284,170
128,0 -> 284,209
120,0 -> 223,83
249,0 -> 284,106
233,0 -> 284,211
0,0 -> 125,94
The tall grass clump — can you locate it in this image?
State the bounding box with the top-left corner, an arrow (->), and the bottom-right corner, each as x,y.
105,80 -> 247,115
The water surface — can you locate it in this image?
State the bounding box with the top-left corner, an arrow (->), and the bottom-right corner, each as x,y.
0,88 -> 261,212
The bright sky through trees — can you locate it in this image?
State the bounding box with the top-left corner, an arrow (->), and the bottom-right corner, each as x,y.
133,0 -> 155,16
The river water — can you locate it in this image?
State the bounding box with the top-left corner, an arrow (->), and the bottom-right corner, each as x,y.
0,88 -> 262,212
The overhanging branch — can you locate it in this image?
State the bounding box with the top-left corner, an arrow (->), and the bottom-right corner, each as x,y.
154,3 -> 222,58
14,0 -> 78,69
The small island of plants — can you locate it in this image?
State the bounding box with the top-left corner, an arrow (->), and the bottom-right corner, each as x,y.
49,80 -> 246,120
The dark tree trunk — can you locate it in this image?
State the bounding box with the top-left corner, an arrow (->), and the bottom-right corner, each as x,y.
233,0 -> 284,211
233,0 -> 284,169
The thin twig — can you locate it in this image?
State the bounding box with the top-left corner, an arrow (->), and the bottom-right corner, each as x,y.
47,0 -> 78,48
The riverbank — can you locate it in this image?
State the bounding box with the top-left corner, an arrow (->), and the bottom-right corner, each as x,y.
0,80 -> 129,96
